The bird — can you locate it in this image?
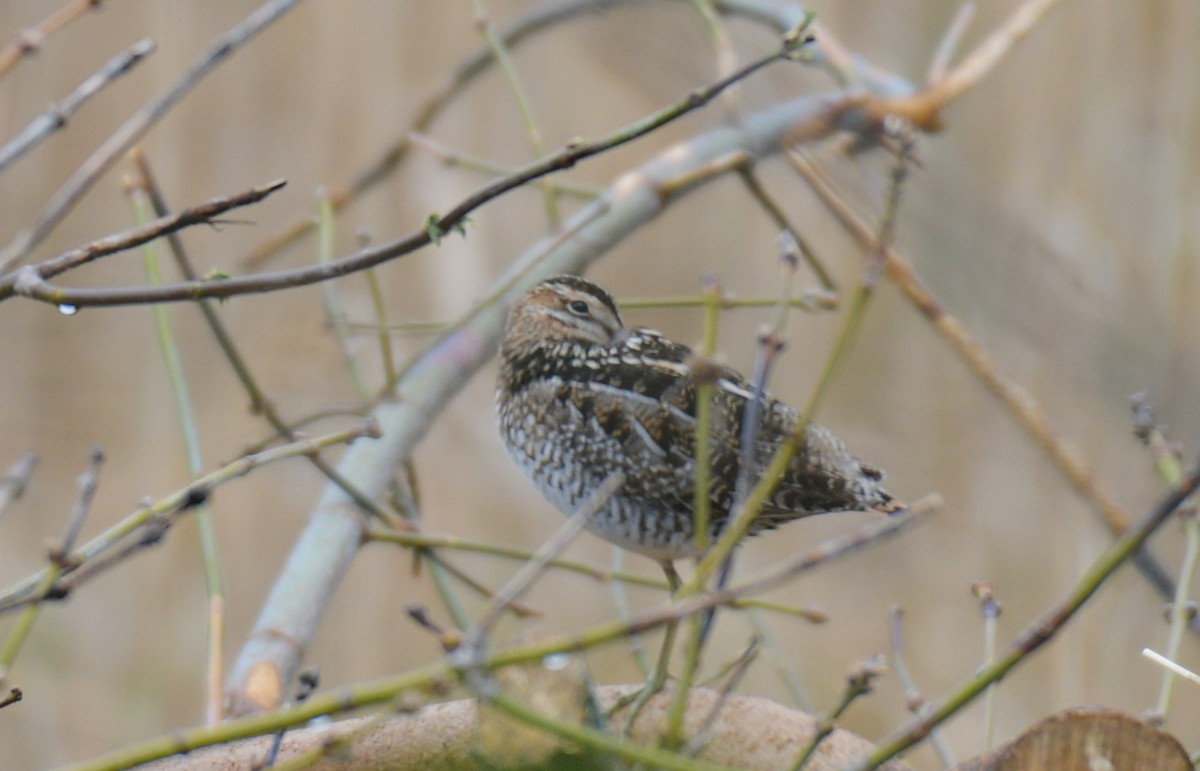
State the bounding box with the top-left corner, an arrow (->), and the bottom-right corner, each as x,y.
496,274 -> 901,569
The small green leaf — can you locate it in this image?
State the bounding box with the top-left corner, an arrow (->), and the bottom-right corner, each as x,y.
425,213 -> 446,244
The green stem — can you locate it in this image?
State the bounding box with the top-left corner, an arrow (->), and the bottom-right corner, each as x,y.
665,278 -> 724,747
130,182 -> 226,723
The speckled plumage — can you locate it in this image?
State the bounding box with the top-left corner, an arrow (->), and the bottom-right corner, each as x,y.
497,275 -> 900,561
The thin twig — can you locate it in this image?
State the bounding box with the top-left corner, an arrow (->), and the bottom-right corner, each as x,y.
67,499 -> 932,771
407,131 -> 600,199
362,265 -> 398,387
341,292 -> 836,338
0,0 -> 307,271
1133,393 -> 1197,720
0,179 -> 288,301
621,292 -> 837,312
737,165 -> 836,291
0,452 -> 38,521
465,473 -> 624,646
366,525 -> 817,619
925,2 -> 975,88
686,638 -> 759,755
8,31 -> 809,308
0,687 -> 21,710
0,424 -> 377,614
851,462 -> 1200,770
123,155 -> 405,531
664,276 -> 726,749
0,0 -> 103,80
0,447 -> 103,691
788,148 -> 1186,611
865,0 -> 1066,129
789,655 -> 885,770
690,0 -> 741,117
469,0 -> 561,225
610,548 -> 653,678
746,606 -> 813,710
799,125 -> 913,423
0,39 -> 155,174
1143,649 -> 1200,688
315,190 -> 371,401
971,581 -> 1001,752
888,606 -> 955,767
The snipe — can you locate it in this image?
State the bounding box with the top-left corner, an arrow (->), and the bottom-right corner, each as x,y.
496,275 -> 901,567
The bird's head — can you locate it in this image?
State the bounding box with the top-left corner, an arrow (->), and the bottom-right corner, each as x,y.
502,275 -> 624,353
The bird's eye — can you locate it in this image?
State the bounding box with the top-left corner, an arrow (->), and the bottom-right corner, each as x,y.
567,299 -> 590,316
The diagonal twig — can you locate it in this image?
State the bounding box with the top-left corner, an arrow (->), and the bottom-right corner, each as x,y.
0,38 -> 155,174
0,179 -> 287,301
0,0 -> 308,272
7,31 -> 811,309
0,0 -> 104,80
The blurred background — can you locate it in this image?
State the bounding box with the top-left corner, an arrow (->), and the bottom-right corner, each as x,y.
1,1 -> 1198,768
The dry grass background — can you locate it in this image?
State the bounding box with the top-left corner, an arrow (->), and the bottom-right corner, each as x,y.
0,1 -> 1198,768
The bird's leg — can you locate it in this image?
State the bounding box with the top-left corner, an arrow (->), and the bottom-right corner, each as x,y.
611,560 -> 681,736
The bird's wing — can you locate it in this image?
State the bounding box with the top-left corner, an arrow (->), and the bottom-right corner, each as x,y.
619,330 -> 891,519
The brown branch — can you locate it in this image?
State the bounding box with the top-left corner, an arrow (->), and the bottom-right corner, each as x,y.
6,35 -> 805,309
792,150 -> 1137,528
240,0 -> 918,269
786,151 -> 1187,607
0,179 -> 287,301
0,0 -> 103,80
125,151 -> 406,529
0,0 -> 308,272
242,0 -> 614,268
864,0 -> 1066,130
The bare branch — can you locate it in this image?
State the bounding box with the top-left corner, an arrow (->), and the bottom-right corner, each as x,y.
0,0 -> 103,80
0,179 -> 287,301
0,0 -> 307,272
7,34 -> 809,308
0,452 -> 38,521
0,39 -> 156,174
